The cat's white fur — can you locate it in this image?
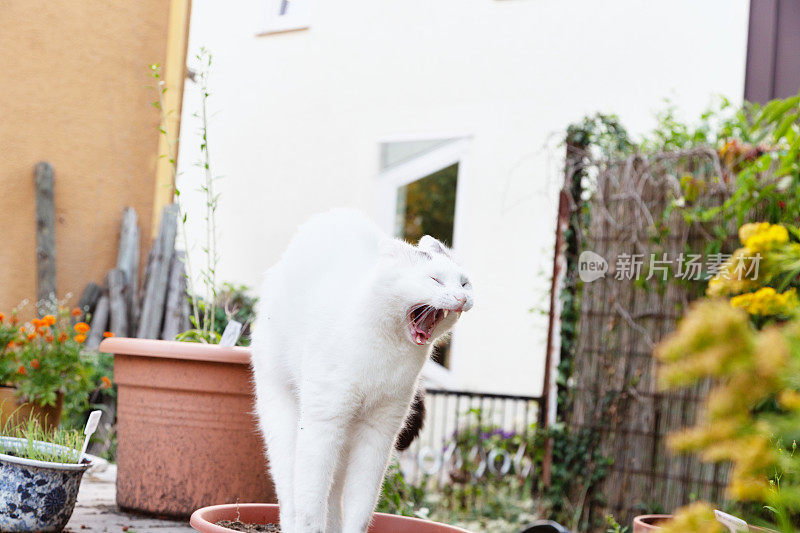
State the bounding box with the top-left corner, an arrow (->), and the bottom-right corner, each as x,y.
250,209 -> 473,533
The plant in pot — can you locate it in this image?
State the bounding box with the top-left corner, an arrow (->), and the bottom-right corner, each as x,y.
0,416 -> 94,532
189,503 -> 474,533
0,306 -> 94,433
101,52 -> 273,517
636,222 -> 800,532
0,310 -> 22,412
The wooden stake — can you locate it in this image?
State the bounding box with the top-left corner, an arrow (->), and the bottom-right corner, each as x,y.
161,250 -> 189,340
34,162 -> 56,312
137,204 -> 178,339
107,268 -> 128,337
85,295 -> 109,350
116,208 -> 140,336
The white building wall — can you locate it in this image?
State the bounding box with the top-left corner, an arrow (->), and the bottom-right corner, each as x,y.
177,0 -> 749,396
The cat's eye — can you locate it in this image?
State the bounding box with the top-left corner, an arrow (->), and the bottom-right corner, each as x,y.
461,279 -> 470,287
431,277 -> 443,285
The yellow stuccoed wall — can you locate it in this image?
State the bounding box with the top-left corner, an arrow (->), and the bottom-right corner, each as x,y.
0,1 -> 188,314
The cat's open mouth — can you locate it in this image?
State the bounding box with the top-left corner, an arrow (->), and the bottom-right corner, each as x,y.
408,304 -> 451,345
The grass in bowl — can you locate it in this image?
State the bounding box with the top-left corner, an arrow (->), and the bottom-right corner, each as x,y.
0,414 -> 84,463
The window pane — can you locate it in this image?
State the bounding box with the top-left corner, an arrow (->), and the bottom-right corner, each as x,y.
380,139 -> 457,170
395,163 -> 458,246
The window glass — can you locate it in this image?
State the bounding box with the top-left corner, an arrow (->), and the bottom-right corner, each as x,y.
395,163 -> 458,246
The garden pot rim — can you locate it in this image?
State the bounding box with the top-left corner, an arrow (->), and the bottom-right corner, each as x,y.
633,513 -> 778,532
100,337 -> 251,365
190,503 -> 474,533
0,436 -> 92,471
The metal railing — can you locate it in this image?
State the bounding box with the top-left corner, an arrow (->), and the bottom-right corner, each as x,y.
398,388 -> 543,485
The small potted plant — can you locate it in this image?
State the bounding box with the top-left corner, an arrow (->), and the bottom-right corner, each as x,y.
190,503 -> 474,533
100,54 -> 271,518
0,306 -> 94,433
0,416 -> 95,532
636,222 -> 799,533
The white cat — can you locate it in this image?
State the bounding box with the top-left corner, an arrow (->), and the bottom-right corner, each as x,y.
250,208 -> 474,533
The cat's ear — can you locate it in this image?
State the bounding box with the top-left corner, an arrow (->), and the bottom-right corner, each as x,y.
379,238 -> 431,262
418,235 -> 452,258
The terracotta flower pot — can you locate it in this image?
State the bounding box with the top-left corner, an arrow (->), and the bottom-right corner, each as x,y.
0,385 -> 63,433
100,337 -> 275,518
190,503 -> 474,533
632,515 -> 673,532
633,514 -> 776,532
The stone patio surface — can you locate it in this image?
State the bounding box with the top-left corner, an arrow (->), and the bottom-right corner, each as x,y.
66,464 -> 194,532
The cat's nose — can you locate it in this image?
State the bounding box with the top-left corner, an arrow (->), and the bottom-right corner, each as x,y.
452,294 -> 468,311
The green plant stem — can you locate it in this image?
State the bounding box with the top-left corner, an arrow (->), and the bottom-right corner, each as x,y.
196,50 -> 218,339
152,64 -> 202,333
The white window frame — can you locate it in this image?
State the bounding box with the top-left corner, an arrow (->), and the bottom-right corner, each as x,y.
258,0 -> 310,36
376,135 -> 473,388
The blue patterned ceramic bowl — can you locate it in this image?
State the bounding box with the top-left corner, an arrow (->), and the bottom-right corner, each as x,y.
0,436 -> 91,532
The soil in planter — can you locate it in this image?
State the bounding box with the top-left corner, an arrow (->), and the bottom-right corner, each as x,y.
215,520 -> 281,532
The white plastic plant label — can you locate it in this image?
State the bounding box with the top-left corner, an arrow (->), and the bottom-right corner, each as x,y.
219,319 -> 243,347
80,410 -> 103,462
714,510 -> 748,532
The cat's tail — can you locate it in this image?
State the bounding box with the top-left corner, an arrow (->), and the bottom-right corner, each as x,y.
395,389 -> 425,451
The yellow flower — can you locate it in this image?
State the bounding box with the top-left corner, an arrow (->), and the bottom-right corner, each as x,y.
739,222 -> 789,253
705,247 -> 759,297
730,287 -> 798,316
778,390 -> 800,411
739,222 -> 770,244
660,502 -> 724,533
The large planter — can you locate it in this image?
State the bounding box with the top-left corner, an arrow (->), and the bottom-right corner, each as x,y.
633,514 -> 775,532
100,337 -> 275,518
0,385 -> 63,433
190,503 -> 473,533
0,436 -> 91,532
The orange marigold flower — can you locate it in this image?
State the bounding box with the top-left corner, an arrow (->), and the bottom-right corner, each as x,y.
103,331 -> 115,338
30,359 -> 40,369
74,334 -> 86,343
27,333 -> 36,341
43,314 -> 56,326
7,341 -> 16,349
58,332 -> 68,342
101,376 -> 113,389
17,365 -> 26,375
74,322 -> 90,334
10,315 -> 19,325
71,307 -> 83,317
18,327 -> 25,334
45,334 -> 54,342
31,318 -> 42,327
0,312 -> 5,322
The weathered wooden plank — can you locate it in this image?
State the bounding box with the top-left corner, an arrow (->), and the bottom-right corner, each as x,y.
116,207 -> 140,337
34,162 -> 56,312
77,282 -> 103,317
161,251 -> 189,340
107,268 -> 128,337
137,245 -> 155,333
85,295 -> 110,351
136,204 -> 178,339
